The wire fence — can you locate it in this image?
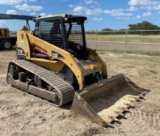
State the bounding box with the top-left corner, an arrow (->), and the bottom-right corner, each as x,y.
86,30 -> 160,55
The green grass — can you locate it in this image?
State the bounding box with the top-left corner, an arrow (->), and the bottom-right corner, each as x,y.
86,34 -> 160,55
86,34 -> 160,43
89,45 -> 160,55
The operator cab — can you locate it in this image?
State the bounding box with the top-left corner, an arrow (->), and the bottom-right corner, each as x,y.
33,14 -> 87,59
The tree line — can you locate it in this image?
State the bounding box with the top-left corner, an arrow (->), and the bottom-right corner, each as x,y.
86,21 -> 160,35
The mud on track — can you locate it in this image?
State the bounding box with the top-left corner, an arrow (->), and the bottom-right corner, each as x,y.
0,50 -> 160,136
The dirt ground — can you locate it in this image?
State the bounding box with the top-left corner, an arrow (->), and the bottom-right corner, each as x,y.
0,50 -> 160,136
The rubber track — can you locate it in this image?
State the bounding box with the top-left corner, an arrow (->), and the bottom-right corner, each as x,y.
10,60 -> 75,106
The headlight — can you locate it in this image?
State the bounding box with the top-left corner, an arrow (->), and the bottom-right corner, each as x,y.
17,48 -> 24,54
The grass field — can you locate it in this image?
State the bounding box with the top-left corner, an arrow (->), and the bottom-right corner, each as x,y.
86,34 -> 160,55
86,34 -> 160,43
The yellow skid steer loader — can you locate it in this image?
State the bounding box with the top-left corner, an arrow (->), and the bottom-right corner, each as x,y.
6,14 -> 148,126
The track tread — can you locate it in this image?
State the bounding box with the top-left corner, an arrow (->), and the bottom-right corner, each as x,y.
9,60 -> 75,106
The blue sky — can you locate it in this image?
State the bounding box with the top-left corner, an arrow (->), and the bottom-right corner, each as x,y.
0,0 -> 160,31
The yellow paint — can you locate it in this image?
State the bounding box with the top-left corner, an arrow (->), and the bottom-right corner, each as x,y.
16,30 -> 108,90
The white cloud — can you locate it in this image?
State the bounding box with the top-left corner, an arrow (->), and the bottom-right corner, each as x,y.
104,9 -> 132,17
128,0 -> 160,18
6,10 -> 18,14
0,0 -> 24,6
146,5 -> 160,11
128,0 -> 160,16
0,0 -> 37,6
117,17 -> 130,20
69,4 -> 73,8
128,6 -> 138,11
72,5 -> 102,15
15,3 -> 43,11
137,15 -> 141,19
69,0 -> 157,20
128,0 -> 159,6
73,6 -> 87,13
85,0 -> 93,5
142,11 -> 152,16
86,8 -> 102,15
92,17 -> 103,21
135,12 -> 152,19
104,9 -> 122,14
29,0 -> 37,2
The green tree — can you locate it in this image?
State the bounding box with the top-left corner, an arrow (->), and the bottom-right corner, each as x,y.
101,28 -> 113,31
129,21 -> 160,34
129,21 -> 160,30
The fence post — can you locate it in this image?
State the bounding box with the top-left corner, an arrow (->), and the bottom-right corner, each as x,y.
96,29 -> 98,47
124,29 -> 128,53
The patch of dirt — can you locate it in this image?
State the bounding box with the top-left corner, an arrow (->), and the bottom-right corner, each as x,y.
0,50 -> 160,136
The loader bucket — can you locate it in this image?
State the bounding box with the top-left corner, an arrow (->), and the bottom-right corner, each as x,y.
71,74 -> 148,127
